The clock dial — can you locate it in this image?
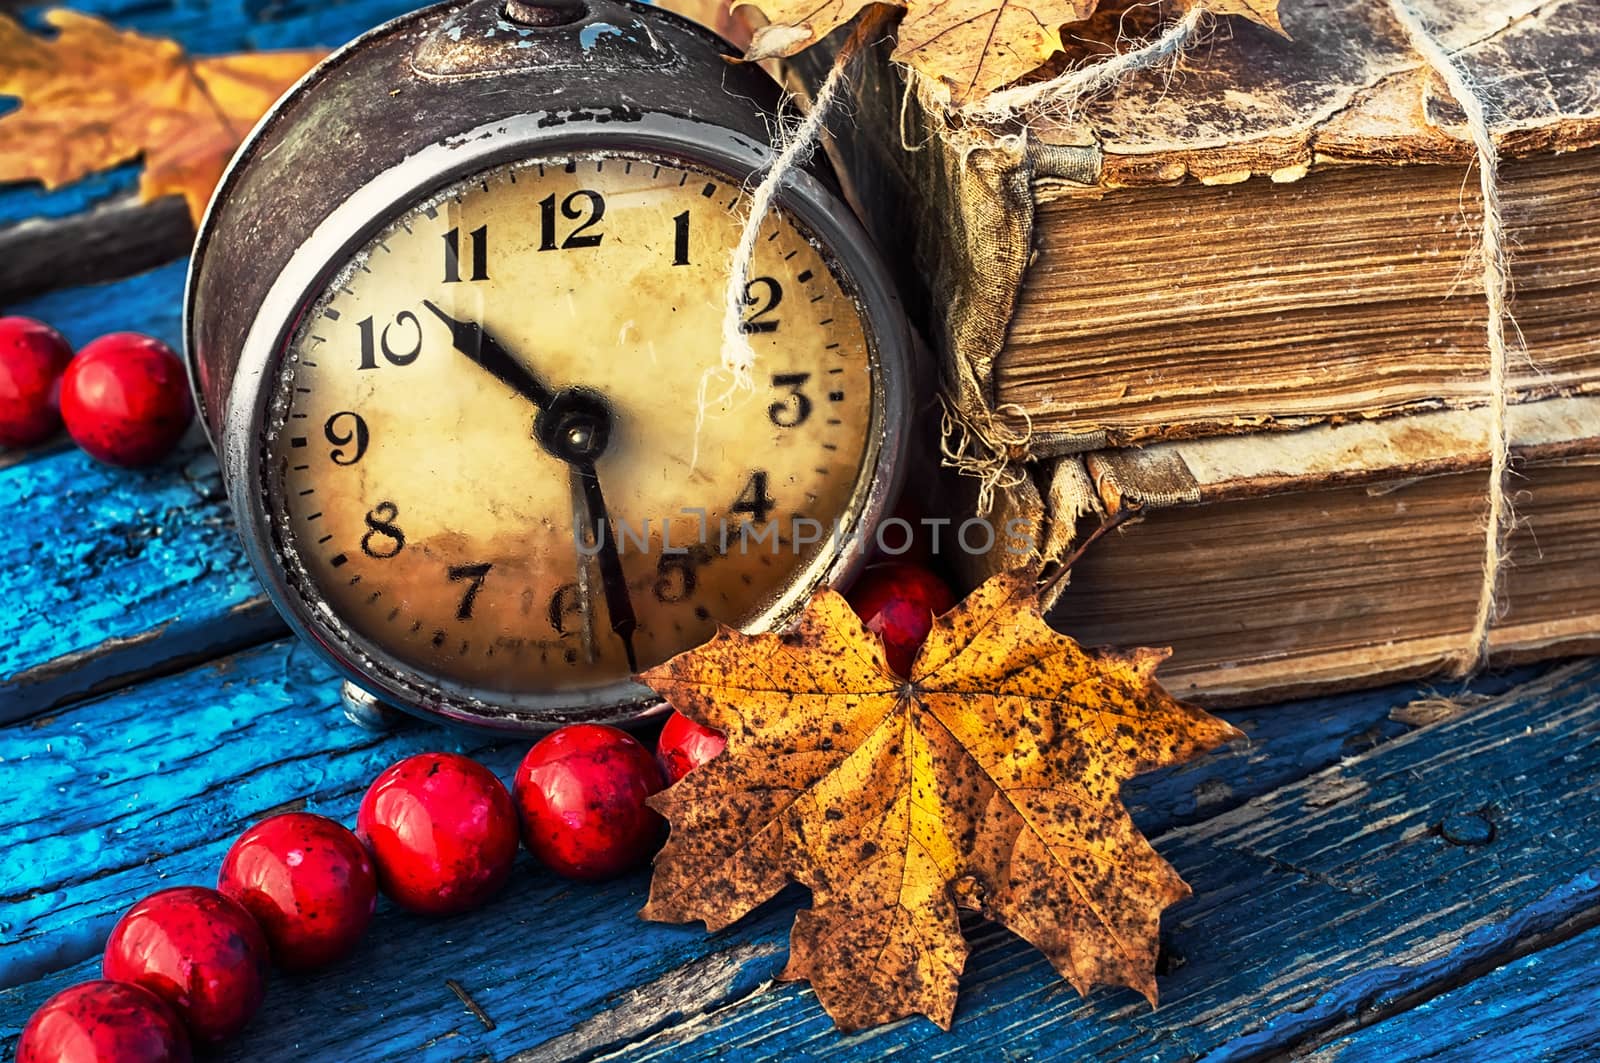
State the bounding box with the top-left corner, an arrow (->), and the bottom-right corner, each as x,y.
264,152 -> 879,699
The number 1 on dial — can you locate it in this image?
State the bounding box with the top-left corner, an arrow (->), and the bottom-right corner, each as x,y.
672,210 -> 690,266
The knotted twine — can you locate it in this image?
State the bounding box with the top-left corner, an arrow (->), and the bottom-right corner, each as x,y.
1385,0 -> 1517,675
933,5 -> 1208,516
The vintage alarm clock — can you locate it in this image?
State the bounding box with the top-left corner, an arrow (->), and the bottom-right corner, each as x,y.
185,0 -> 910,732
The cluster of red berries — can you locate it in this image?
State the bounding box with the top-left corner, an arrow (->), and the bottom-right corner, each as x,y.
16,557 -> 952,1061
0,316 -> 194,466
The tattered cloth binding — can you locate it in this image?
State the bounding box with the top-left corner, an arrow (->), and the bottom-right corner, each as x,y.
990,395 -> 1600,706
814,0 -> 1600,463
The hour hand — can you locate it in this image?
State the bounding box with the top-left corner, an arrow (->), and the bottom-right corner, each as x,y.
421,300 -> 554,409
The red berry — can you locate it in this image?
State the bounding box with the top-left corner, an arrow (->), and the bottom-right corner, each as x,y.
514,724 -> 665,881
656,711 -> 726,785
847,562 -> 959,677
16,980 -> 191,1063
217,812 -> 378,971
101,887 -> 269,1046
357,753 -> 518,915
0,316 -> 74,447
60,332 -> 192,466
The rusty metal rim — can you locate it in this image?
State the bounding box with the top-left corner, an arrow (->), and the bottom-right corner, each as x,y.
211,113 -> 909,733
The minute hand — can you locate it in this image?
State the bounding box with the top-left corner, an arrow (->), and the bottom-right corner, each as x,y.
421,300 -> 555,409
573,461 -> 639,673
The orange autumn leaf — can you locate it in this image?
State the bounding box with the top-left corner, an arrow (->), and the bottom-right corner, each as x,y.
638,569 -> 1242,1031
740,0 -> 1284,106
0,10 -> 326,224
1170,0 -> 1286,36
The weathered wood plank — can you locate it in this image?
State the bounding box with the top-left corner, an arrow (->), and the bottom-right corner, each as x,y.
591,659 -> 1600,1062
6,258 -> 185,350
0,193 -> 193,304
0,641 -> 504,989
0,435 -> 279,721
0,0 -> 429,302
0,638 -> 782,1062
1307,924 -> 1600,1061
0,262 -> 286,720
0,639 -> 1538,1059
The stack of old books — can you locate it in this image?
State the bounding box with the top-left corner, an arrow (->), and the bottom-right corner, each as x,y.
819,0 -> 1600,703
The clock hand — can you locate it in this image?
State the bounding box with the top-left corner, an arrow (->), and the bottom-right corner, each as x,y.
568,467 -> 600,665
573,459 -> 639,673
421,300 -> 555,409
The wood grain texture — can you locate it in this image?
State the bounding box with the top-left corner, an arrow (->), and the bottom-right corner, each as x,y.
0,0 -> 424,301
594,660 -> 1600,1061
0,262 -> 286,722
0,435 -> 278,723
1309,924 -> 1600,1062
0,640 -> 1491,1059
6,258 -> 185,352
0,192 -> 192,303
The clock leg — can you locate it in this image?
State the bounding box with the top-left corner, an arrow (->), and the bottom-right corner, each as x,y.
340,680 -> 408,732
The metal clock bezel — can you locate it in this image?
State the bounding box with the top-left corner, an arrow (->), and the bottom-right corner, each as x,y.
217,113 -> 910,733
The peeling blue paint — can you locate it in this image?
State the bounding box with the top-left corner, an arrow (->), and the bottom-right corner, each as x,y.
580,21 -> 627,49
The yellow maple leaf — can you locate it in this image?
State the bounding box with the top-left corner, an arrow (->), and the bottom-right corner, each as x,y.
741,0 -> 1284,106
639,569 -> 1242,1030
0,10 -> 325,224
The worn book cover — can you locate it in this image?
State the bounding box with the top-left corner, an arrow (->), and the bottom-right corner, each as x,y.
1029,396 -> 1600,704
812,0 -> 1600,460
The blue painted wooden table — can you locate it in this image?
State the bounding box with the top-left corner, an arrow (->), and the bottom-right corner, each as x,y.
4,2 -> 1600,1059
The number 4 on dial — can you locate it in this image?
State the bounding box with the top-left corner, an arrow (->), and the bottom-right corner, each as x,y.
732,471 -> 775,525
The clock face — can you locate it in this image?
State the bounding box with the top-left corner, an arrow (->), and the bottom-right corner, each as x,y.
264,151 -> 881,706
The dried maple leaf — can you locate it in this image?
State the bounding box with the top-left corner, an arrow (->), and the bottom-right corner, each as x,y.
740,0 -> 1284,105
0,10 -> 325,224
1170,0 -> 1286,36
639,569 -> 1243,1030
658,0 -> 761,52
744,0 -> 1099,105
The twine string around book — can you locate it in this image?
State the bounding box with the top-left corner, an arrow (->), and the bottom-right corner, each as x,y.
957,4 -> 1204,124
1386,0 -> 1517,676
697,10 -> 892,465
929,1 -> 1517,675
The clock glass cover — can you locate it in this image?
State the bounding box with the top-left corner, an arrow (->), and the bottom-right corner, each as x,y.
265,151 -> 879,699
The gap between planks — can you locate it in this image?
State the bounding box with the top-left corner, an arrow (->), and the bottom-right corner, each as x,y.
578,659 -> 1600,1063
1280,901 -> 1600,1060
